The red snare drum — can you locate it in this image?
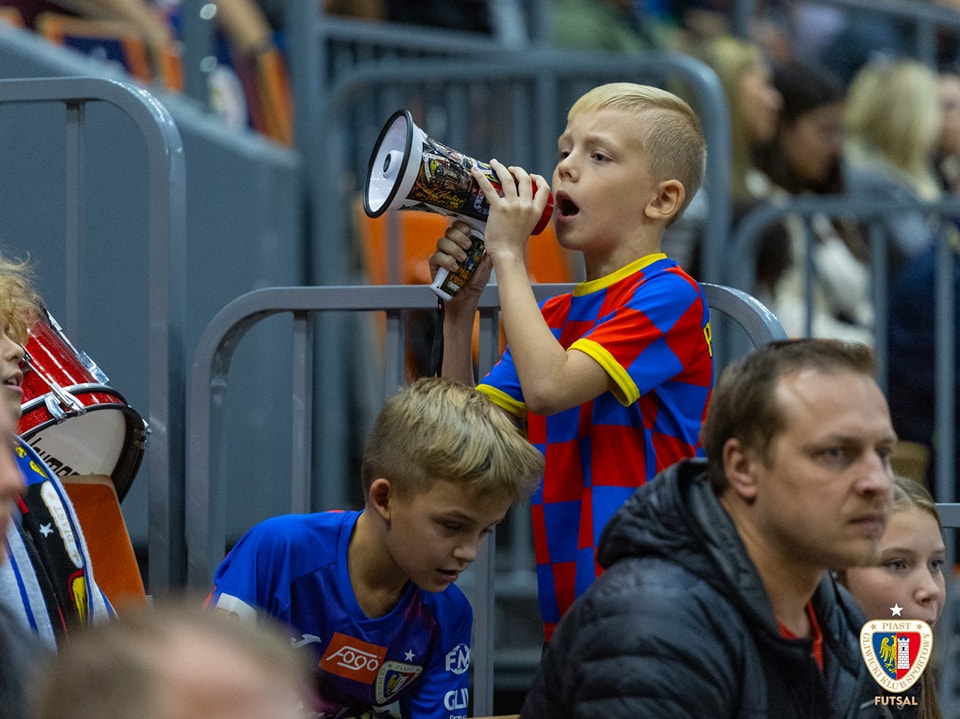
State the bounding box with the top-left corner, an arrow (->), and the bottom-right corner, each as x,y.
18,309 -> 149,501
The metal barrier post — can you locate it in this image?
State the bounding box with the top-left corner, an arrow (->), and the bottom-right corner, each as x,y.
187,280 -> 783,714
0,77 -> 186,592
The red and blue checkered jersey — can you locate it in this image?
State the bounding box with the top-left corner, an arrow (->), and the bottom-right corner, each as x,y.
477,253 -> 713,641
210,511 -> 473,718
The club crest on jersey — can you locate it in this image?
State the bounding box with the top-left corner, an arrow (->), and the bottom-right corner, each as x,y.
860,619 -> 933,693
375,660 -> 423,704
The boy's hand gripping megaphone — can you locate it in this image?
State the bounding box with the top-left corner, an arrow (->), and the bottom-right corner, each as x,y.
363,109 -> 554,301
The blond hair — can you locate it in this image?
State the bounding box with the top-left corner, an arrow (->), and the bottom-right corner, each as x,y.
569,82 -> 707,220
696,36 -> 766,204
0,252 -> 41,344
361,377 -> 543,502
30,598 -> 313,719
845,59 -> 942,200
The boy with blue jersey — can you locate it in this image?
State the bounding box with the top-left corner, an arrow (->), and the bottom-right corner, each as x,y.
209,376 -> 544,719
430,83 -> 714,641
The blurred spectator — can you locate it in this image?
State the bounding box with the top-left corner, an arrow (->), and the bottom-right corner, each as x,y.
385,0 -> 490,33
30,598 -> 314,719
0,380 -> 49,719
815,14 -> 909,87
671,35 -> 781,276
0,1 -> 291,141
550,0 -> 662,52
886,230 -> 960,497
697,36 -> 782,209
843,58 -> 943,283
753,60 -> 873,344
935,62 -> 960,194
669,0 -> 792,62
0,0 -> 175,76
0,252 -> 113,650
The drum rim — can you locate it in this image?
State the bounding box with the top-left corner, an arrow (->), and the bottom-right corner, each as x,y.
20,382 -> 132,414
19,389 -> 148,502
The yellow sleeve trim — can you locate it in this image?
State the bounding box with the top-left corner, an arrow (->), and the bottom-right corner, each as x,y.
570,338 -> 639,406
477,384 -> 527,417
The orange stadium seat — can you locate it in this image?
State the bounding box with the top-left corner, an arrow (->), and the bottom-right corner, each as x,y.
62,475 -> 147,610
36,12 -> 156,86
233,45 -> 294,146
355,200 -> 576,376
356,201 -> 576,286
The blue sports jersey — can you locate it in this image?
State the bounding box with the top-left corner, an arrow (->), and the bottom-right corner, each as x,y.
210,510 -> 472,719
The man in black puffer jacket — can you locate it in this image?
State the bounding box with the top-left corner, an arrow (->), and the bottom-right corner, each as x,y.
521,338 -> 895,718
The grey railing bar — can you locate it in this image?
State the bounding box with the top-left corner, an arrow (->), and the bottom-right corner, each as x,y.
0,77 -> 185,592
319,50 -> 731,285
187,280 -> 783,714
729,195 -> 960,508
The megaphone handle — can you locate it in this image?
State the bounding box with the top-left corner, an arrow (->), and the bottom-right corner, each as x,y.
430,229 -> 485,302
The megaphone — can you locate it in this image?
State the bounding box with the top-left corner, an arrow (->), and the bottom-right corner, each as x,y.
363,109 -> 554,301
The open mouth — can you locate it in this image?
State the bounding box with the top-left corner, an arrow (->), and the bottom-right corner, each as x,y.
557,194 -> 579,217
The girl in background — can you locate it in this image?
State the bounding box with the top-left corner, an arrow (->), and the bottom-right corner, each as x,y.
838,476 -> 946,719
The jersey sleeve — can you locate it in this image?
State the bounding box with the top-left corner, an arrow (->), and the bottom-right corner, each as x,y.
570,270 -> 708,406
477,343 -> 525,418
209,516 -> 297,621
400,590 -> 472,719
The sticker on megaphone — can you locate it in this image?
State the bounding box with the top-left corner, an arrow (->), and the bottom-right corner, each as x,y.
363,109 -> 554,301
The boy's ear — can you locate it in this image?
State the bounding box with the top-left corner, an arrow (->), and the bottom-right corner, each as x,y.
721,437 -> 759,503
644,179 -> 685,223
368,478 -> 393,520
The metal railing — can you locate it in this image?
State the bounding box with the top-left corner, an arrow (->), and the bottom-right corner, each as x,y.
732,0 -> 960,69
726,195 -> 959,508
0,77 -> 186,593
185,281 -> 785,715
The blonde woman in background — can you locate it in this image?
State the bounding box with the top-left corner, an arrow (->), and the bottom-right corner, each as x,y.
934,63 -> 960,194
697,35 -> 782,209
667,35 -> 781,276
843,58 -> 944,282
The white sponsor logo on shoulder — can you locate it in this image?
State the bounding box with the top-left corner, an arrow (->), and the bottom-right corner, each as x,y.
444,644 -> 470,675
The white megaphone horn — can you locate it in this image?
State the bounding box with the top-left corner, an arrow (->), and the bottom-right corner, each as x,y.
363,109 -> 554,301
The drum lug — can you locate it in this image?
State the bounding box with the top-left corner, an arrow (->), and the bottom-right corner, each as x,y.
43,387 -> 86,421
77,350 -> 109,385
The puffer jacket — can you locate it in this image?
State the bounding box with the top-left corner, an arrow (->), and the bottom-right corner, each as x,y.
520,459 -> 877,719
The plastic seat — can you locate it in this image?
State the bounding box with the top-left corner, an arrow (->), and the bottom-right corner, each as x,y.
355,201 -> 576,286
36,12 -> 157,86
232,45 -> 293,146
355,201 -> 577,376
61,474 -> 147,610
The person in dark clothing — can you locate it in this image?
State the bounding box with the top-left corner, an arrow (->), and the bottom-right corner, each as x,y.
0,380 -> 49,719
521,338 -> 897,718
886,231 -> 960,496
